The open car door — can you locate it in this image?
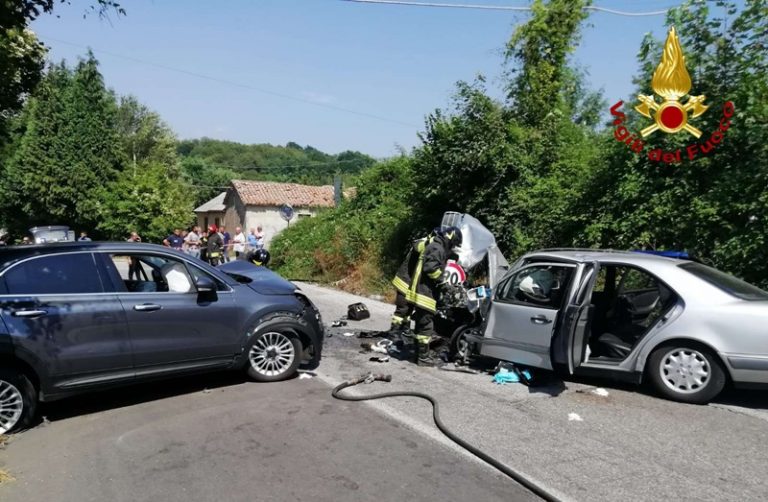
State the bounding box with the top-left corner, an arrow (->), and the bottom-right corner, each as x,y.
481,263 -> 577,370
553,262 -> 599,373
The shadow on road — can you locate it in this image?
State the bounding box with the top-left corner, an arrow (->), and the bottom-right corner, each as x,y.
712,387 -> 768,411
36,371 -> 257,426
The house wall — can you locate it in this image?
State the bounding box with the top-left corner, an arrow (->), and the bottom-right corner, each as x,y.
195,211 -> 224,231
243,205 -> 318,248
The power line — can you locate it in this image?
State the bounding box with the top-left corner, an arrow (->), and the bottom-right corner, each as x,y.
340,0 -> 671,16
38,36 -> 421,129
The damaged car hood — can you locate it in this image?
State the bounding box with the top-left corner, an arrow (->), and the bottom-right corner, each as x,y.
218,260 -> 297,295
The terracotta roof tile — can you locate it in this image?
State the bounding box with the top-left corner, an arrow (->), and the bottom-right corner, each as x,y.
231,180 -> 335,208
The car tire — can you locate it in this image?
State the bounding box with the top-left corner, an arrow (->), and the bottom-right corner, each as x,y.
0,368 -> 37,434
245,328 -> 303,383
448,325 -> 475,362
647,342 -> 726,404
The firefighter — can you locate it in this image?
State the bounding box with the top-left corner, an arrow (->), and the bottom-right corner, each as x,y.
206,225 -> 224,266
391,226 -> 462,366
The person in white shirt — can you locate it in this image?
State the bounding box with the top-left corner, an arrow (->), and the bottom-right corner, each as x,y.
184,226 -> 202,260
233,226 -> 246,259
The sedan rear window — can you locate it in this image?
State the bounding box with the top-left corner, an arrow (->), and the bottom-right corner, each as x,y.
680,262 -> 768,301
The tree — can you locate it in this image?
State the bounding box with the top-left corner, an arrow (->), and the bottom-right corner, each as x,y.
412,0 -> 603,255
99,161 -> 193,241
0,55 -> 124,234
100,95 -> 194,240
0,27 -> 46,137
580,0 -> 768,286
0,1 -> 124,137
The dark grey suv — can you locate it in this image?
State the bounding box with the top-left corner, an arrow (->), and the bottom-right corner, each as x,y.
0,242 -> 324,433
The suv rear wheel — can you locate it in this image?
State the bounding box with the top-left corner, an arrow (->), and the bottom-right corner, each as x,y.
0,369 -> 37,434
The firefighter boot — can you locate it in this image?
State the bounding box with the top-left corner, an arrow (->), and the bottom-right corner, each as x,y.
415,335 -> 437,366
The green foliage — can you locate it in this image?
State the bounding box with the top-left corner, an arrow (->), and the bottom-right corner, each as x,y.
0,0 -> 124,137
412,0 -> 604,258
0,53 -> 194,242
177,137 -> 376,203
99,95 -> 194,241
180,156 -> 239,207
0,55 -> 124,234
578,0 -> 768,287
271,156 -> 414,292
276,0 -> 768,293
0,27 -> 46,137
98,161 -> 193,241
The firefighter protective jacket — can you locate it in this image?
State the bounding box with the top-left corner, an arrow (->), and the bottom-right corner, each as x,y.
392,233 -> 452,313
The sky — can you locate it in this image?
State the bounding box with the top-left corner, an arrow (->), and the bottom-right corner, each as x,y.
31,0 -> 694,157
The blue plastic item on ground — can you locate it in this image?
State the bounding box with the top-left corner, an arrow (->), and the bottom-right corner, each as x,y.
492,367 -> 520,385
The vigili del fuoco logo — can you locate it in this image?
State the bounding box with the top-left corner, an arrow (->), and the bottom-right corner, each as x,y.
609,27 -> 734,164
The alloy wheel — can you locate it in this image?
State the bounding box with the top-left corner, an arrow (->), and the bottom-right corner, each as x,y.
659,348 -> 710,394
0,379 -> 24,434
248,332 -> 296,377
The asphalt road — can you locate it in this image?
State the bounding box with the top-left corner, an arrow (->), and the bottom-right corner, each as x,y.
1,281 -> 767,502
0,372 -> 533,502
297,282 -> 768,502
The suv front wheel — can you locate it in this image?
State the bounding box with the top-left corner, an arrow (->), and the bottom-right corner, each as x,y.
245,328 -> 302,382
0,368 -> 37,434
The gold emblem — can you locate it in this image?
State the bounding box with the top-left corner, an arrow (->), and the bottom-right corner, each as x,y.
635,27 -> 708,138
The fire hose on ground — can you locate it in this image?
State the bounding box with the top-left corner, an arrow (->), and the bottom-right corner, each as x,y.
331,374 -> 565,502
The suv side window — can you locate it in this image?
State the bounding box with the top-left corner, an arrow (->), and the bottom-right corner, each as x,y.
3,253 -> 103,295
497,264 -> 575,309
106,254 -> 195,294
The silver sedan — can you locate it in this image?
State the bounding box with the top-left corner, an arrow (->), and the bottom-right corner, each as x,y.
467,249 -> 768,403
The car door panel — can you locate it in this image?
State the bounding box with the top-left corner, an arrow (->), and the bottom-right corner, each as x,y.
0,252 -> 133,392
481,303 -> 559,369
98,252 -> 243,370
481,263 -> 577,371
119,291 -> 240,367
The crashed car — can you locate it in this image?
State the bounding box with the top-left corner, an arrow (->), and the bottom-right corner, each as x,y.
463,249 -> 768,404
0,242 -> 323,433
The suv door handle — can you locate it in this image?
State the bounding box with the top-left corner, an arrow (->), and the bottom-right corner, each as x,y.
12,309 -> 47,318
133,304 -> 162,312
530,315 -> 552,325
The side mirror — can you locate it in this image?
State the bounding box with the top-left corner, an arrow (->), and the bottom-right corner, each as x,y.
195,276 -> 216,293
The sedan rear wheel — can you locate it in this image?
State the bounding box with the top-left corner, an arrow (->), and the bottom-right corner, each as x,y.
246,331 -> 302,382
0,369 -> 36,434
648,343 -> 726,404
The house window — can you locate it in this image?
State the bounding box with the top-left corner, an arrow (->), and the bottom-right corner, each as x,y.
204,217 -> 209,229
215,217 -> 220,227
298,213 -> 311,219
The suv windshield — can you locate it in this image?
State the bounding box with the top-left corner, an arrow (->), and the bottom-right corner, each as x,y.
680,262 -> 768,301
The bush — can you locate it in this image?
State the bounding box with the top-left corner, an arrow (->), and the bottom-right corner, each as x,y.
271,157 -> 417,295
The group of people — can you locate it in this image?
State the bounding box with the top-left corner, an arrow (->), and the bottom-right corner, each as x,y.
161,225 -> 265,263
125,225 -> 270,267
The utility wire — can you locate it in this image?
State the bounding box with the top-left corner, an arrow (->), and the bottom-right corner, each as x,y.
340,0 -> 671,16
38,36 -> 421,129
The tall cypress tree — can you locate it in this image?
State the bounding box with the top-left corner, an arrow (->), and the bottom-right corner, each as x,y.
0,53 -> 123,235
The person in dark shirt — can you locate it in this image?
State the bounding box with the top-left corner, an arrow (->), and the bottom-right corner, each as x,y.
163,228 -> 184,250
220,226 -> 231,262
